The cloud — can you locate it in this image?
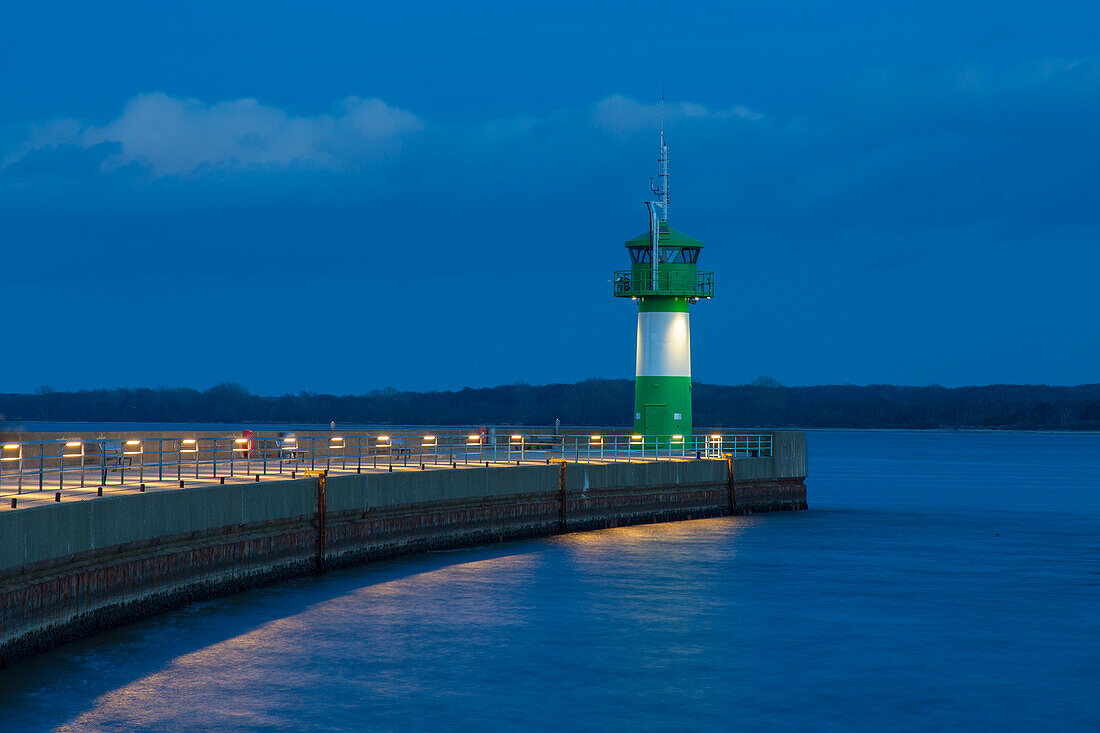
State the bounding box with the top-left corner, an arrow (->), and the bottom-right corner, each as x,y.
592,94 -> 763,135
4,93 -> 423,176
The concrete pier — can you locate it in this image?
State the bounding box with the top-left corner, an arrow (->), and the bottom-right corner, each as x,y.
0,432 -> 807,666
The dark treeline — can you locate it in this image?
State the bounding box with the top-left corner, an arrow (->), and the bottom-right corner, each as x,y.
3,379 -> 1100,429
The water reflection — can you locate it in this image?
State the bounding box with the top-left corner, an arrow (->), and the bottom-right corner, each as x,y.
1,431 -> 1096,731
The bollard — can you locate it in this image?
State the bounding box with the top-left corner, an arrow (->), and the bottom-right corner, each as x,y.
388,464 -> 393,472
420,463 -> 425,470
291,471 -> 296,479
516,460 -> 520,466
220,477 -> 225,485
180,480 -> 185,488
55,492 -> 61,502
485,461 -> 489,468
546,458 -> 550,464
97,486 -> 103,497
10,498 -> 15,508
139,484 -> 145,493
452,461 -> 457,469
255,474 -> 260,482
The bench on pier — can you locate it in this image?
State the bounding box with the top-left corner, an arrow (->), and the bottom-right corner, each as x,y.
85,440 -> 133,467
524,435 -> 560,450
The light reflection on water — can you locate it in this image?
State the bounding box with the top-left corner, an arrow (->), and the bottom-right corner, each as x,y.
1,431 -> 1098,731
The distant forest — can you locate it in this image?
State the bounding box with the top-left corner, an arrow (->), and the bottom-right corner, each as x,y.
3,379 -> 1100,430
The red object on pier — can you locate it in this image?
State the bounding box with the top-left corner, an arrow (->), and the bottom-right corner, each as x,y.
242,429 -> 254,458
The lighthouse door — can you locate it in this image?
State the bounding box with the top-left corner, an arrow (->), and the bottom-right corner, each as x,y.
644,405 -> 668,436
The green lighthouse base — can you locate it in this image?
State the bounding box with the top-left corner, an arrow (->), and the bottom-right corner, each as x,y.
633,375 -> 692,438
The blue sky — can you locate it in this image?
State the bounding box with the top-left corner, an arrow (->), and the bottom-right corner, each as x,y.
1,1 -> 1098,394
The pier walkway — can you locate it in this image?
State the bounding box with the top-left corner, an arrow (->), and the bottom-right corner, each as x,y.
0,430 -> 774,511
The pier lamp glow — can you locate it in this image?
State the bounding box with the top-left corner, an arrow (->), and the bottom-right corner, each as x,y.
63,441 -> 84,468
612,106 -> 713,438
1,443 -> 23,491
180,438 -> 200,479
233,438 -> 249,453
509,434 -> 524,462
422,435 -> 437,446
589,434 -> 603,461
61,441 -> 85,490
329,435 -> 345,454
2,443 -> 22,465
376,436 -> 390,446
123,440 -> 142,455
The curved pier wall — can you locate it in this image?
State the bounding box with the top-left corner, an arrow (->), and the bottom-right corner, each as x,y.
0,433 -> 807,666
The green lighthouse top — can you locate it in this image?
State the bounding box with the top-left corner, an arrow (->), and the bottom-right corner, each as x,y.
624,223 -> 704,264
612,104 -> 714,300
613,216 -> 713,300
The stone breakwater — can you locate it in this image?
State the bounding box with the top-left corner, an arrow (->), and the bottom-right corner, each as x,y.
0,433 -> 807,666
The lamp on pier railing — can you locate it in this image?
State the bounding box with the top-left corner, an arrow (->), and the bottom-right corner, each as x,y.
61,441 -> 85,489
671,434 -> 684,457
1,443 -> 23,492
589,434 -> 603,461
422,435 -> 437,448
709,434 -> 723,458
179,438 -> 199,479
121,440 -> 143,484
328,436 -> 345,470
509,434 -> 524,462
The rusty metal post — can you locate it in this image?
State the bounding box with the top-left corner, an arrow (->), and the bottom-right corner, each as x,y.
316,471 -> 327,574
558,461 -> 567,533
726,455 -> 736,515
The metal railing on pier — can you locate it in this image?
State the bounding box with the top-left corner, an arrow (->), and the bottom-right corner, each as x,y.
0,432 -> 772,499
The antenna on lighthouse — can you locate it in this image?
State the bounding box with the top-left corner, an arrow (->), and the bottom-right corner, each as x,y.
647,96 -> 669,289
653,97 -> 669,223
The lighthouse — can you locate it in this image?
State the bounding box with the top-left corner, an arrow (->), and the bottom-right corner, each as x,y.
612,109 -> 713,438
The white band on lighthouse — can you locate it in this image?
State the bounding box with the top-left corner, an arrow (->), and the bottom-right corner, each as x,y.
636,311 -> 691,377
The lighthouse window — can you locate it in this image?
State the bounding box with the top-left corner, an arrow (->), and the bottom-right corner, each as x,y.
629,247 -> 652,263
657,247 -> 698,264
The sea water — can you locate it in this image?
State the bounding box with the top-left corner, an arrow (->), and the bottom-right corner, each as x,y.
0,430 -> 1097,731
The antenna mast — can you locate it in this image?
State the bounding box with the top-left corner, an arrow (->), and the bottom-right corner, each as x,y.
648,97 -> 670,289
